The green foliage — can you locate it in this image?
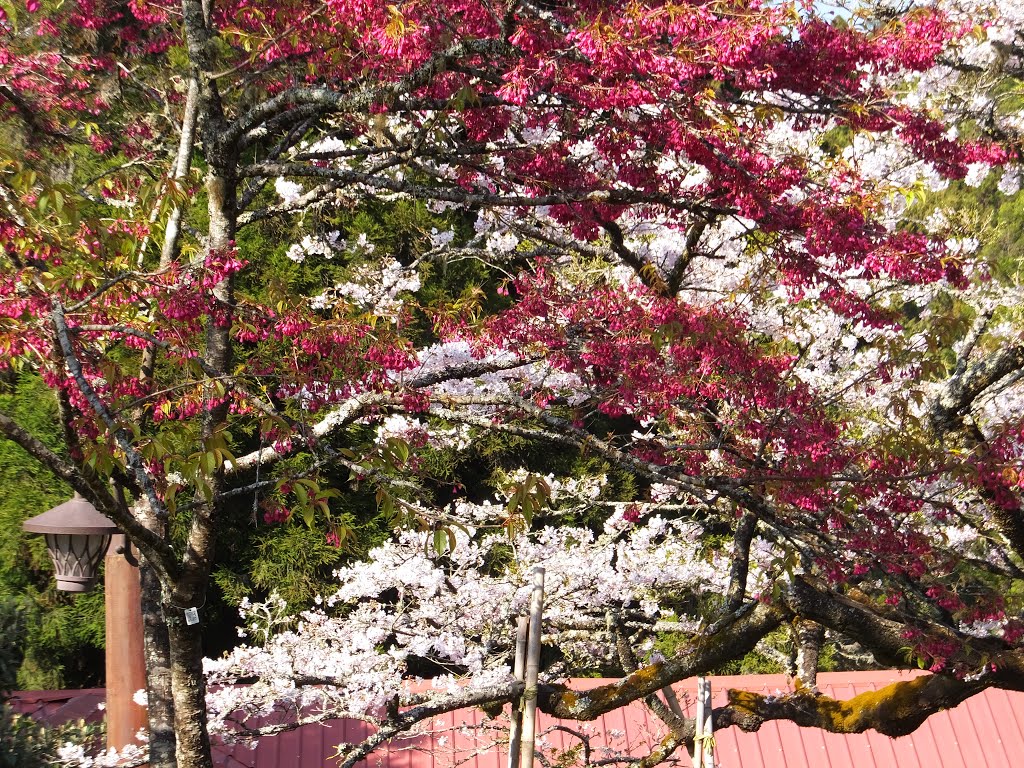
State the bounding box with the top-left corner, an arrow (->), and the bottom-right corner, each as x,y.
912,172 -> 1024,288
502,472 -> 551,537
216,525 -> 349,608
978,189 -> 1024,286
708,647 -> 788,676
0,376 -> 67,592
16,589 -> 106,690
0,375 -> 108,689
207,443 -> 396,638
0,598 -> 24,693
1,597 -> 103,767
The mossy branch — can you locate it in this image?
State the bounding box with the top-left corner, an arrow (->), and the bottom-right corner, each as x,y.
717,673 -> 985,737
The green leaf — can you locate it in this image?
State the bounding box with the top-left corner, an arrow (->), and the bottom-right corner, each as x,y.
433,528 -> 450,556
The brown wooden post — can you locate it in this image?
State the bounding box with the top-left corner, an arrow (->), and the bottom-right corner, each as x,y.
104,535 -> 148,752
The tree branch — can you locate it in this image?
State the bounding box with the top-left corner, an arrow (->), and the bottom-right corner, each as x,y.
227,38 -> 510,146
335,682 -> 524,768
930,342 -> 1024,436
717,673 -> 988,737
236,161 -> 730,216
225,355 -> 542,474
48,300 -> 179,580
538,601 -> 786,720
726,511 -> 757,612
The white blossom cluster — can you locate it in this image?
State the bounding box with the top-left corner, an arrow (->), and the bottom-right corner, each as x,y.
334,256 -> 421,317
204,511 -> 729,737
274,177 -> 304,204
501,468 -> 606,504
404,340 -> 587,404
375,413 -> 474,451
285,231 -> 341,263
56,741 -> 147,768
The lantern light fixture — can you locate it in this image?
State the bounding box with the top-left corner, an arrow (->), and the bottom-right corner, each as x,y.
22,493 -> 120,592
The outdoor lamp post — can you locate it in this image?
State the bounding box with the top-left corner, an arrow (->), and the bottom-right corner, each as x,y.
22,493 -> 148,752
22,493 -> 120,592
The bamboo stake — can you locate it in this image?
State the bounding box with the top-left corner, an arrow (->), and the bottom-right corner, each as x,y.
519,568 -> 546,768
699,678 -> 714,768
508,616 -> 530,768
691,677 -> 713,768
662,684 -> 685,720
691,676 -> 705,768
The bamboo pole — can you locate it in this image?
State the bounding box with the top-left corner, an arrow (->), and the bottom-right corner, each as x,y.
519,568 -> 545,768
699,678 -> 714,768
691,677 -> 713,768
691,676 -> 705,768
508,616 -> 530,768
662,684 -> 685,720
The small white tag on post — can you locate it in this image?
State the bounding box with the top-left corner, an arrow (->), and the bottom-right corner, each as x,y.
184,607 -> 199,625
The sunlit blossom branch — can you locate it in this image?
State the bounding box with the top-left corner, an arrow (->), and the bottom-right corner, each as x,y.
237,116 -> 318,213
225,353 -> 544,473
227,37 -> 511,146
930,341 -> 1024,435
238,179 -> 346,225
236,161 -> 734,216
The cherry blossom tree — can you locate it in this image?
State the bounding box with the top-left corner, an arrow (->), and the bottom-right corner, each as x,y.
3,1 -> 1024,767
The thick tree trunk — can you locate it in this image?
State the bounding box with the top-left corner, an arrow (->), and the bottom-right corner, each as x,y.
158,171 -> 235,768
141,561 -> 178,768
129,494 -> 178,768
171,6 -> 237,765
165,603 -> 213,768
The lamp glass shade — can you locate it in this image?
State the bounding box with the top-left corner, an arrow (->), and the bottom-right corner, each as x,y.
43,532 -> 112,592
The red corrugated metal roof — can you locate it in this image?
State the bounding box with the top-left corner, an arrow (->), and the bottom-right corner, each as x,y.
10,671 -> 1024,768
6,687 -> 106,725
